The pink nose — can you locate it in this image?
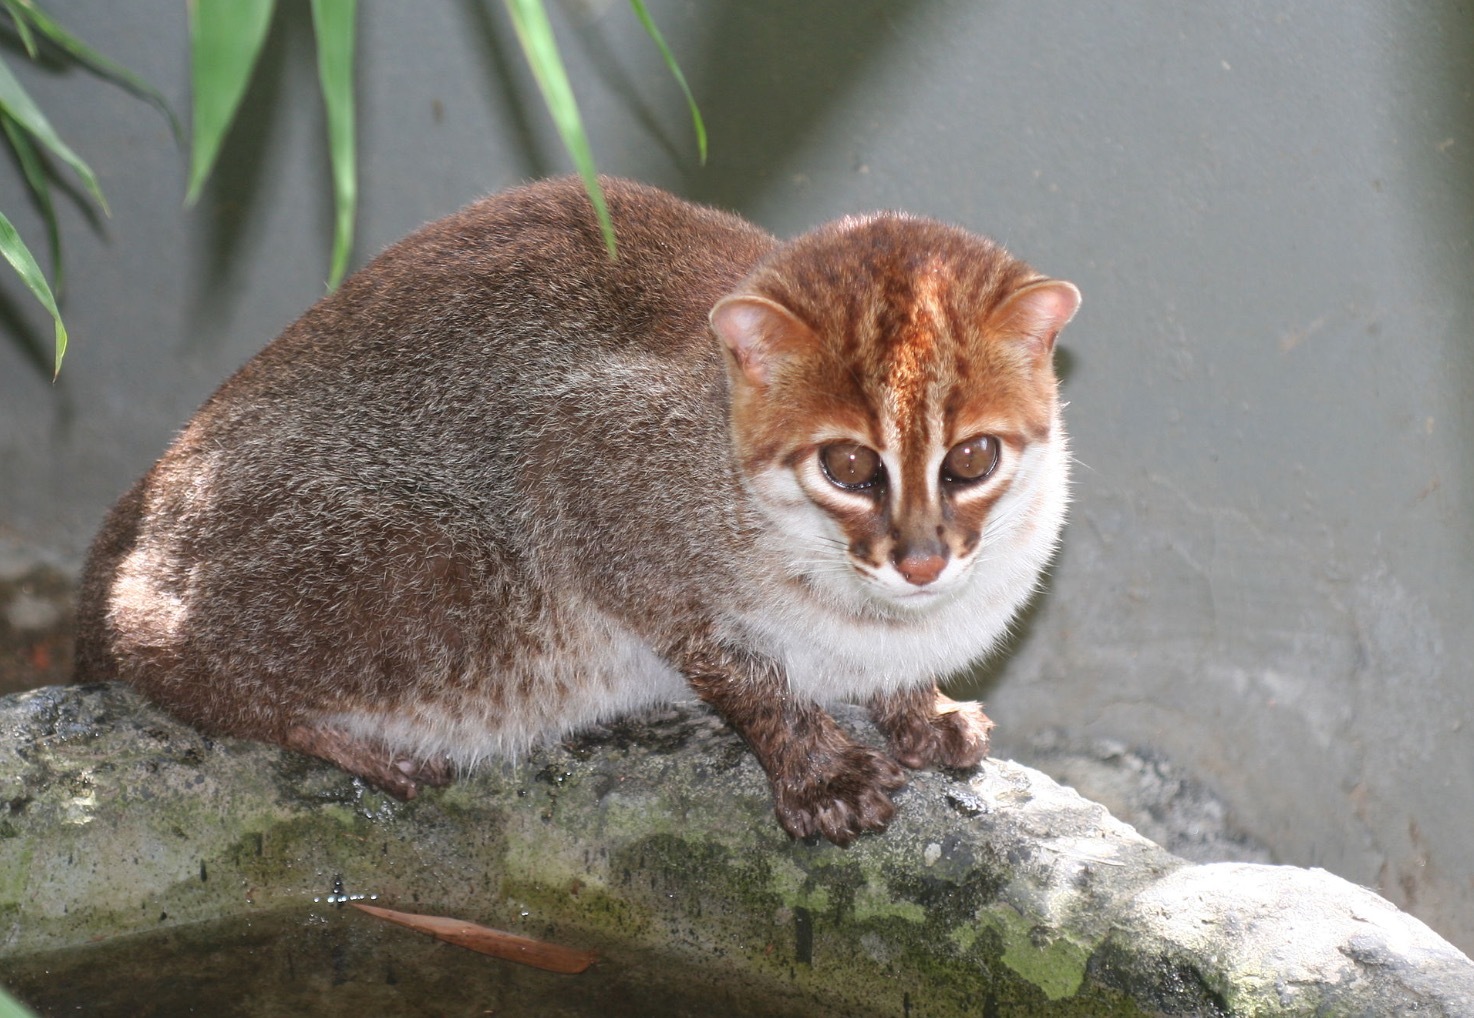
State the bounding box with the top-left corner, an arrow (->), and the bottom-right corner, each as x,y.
895,553 -> 946,586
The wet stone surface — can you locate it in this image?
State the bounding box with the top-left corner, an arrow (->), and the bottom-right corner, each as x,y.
1,683 -> 1472,1016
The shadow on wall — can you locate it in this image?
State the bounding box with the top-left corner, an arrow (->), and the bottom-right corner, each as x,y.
183,4 -> 307,349
0,0 -> 939,694
637,0 -> 933,213
182,0 -> 934,353
0,547 -> 75,696
1404,4 -> 1474,521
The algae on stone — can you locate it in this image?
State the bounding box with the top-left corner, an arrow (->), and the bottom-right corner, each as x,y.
2,684 -> 1473,1017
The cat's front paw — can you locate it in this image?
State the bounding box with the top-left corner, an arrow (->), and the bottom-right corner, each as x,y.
882,699 -> 994,771
771,745 -> 907,847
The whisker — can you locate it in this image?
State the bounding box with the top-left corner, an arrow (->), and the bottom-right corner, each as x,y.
806,534 -> 848,550
788,561 -> 854,574
981,498 -> 1031,540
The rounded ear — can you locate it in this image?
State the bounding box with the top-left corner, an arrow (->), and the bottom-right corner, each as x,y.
988,279 -> 1081,360
709,294 -> 816,386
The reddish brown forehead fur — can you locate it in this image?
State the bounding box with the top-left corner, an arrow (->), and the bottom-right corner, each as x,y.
739,214 -> 1056,458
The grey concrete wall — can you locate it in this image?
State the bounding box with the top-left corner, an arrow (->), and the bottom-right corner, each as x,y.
1,0 -> 1470,954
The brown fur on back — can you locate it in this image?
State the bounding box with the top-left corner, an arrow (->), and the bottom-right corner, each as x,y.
75,177 -> 1079,845
77,180 -> 774,740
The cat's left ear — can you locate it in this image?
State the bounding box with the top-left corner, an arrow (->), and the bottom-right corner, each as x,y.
710,294 -> 816,386
989,279 -> 1081,360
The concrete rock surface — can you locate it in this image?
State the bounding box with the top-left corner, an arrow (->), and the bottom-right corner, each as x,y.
1,683 -> 1471,1016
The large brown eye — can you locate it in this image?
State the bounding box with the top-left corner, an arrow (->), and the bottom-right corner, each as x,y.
942,435 -> 1000,483
820,443 -> 884,490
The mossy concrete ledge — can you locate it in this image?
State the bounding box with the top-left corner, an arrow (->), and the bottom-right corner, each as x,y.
2,684 -> 1472,1016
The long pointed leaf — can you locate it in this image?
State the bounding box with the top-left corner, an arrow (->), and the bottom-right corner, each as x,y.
186,0 -> 276,205
2,112 -> 60,290
0,985 -> 40,1018
627,0 -> 705,164
0,204 -> 67,375
1,0 -> 39,58
351,903 -> 597,974
0,54 -> 107,213
8,0 -> 180,143
310,0 -> 357,290
503,0 -> 616,258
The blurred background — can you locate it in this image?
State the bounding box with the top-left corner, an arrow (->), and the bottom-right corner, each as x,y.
1,0 -> 1470,954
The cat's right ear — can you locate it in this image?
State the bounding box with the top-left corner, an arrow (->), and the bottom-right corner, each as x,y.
710,295 -> 816,386
988,279 -> 1082,361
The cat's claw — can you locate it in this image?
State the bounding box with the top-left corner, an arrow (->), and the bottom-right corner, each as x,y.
771,745 -> 907,847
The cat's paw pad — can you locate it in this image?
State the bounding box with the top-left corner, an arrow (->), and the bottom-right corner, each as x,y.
886,703 -> 994,771
772,746 -> 907,847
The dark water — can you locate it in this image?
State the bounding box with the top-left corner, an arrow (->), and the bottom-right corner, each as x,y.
4,907 -> 842,1018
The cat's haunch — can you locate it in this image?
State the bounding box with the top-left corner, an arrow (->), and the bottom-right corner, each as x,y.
75,177 -> 1078,847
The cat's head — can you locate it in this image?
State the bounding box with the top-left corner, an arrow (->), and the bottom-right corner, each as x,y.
710,213 -> 1078,612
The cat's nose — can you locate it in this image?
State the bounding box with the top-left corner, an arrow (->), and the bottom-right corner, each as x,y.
895,550 -> 947,586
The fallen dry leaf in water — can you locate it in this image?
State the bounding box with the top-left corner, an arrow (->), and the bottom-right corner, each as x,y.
351,902 -> 597,974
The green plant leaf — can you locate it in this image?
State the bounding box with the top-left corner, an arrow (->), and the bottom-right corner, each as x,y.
0,986 -> 39,1018
1,111 -> 59,288
627,0 -> 704,165
2,0 -> 39,58
310,0 -> 357,290
0,204 -> 67,376
503,0 -> 616,258
6,0 -> 180,143
186,0 -> 276,205
0,53 -> 107,214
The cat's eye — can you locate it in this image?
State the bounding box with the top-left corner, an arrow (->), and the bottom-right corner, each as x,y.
941,435 -> 1000,484
820,443 -> 884,490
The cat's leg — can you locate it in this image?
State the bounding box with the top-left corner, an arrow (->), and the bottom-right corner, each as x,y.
679,640 -> 906,847
283,724 -> 453,800
867,683 -> 994,771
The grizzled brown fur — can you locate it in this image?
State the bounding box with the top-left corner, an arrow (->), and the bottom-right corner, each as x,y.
76,177 -> 1078,845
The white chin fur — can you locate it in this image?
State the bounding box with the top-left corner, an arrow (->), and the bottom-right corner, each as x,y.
736,429 -> 1069,702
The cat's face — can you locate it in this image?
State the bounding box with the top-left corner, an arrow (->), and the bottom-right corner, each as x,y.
711,214 -> 1078,613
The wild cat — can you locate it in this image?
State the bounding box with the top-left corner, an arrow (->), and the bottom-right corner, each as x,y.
75,177 -> 1079,846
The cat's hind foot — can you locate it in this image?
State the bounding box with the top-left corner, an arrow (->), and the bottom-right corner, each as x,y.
283,724 -> 453,799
